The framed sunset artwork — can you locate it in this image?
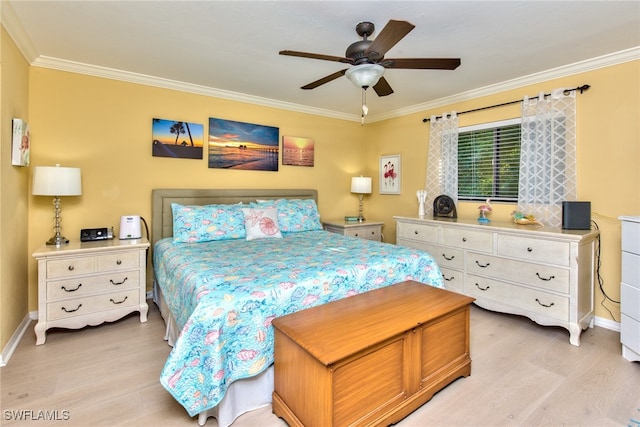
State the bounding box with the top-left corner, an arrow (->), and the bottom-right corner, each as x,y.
282,136 -> 314,167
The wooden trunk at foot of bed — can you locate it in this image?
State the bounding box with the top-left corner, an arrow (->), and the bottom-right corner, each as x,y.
271,281 -> 475,427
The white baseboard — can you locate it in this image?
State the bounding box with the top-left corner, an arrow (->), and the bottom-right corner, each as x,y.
594,315 -> 621,332
0,311 -> 36,367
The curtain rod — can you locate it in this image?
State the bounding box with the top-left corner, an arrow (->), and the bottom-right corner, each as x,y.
422,84 -> 590,123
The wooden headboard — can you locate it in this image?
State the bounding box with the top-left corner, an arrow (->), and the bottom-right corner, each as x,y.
151,188 -> 318,247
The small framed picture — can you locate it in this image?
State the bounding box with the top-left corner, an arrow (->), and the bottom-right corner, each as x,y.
12,118 -> 30,167
380,154 -> 401,194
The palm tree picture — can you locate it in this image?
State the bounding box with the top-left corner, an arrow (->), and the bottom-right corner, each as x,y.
152,118 -> 204,159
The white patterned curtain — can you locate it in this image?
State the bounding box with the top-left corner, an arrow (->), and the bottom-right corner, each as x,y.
425,112 -> 459,216
518,89 -> 577,228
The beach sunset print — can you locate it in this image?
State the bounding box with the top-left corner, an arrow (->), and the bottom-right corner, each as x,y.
208,118 -> 279,171
152,118 -> 204,159
282,136 -> 314,167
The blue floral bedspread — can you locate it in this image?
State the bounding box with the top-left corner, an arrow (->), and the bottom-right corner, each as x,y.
153,230 -> 443,416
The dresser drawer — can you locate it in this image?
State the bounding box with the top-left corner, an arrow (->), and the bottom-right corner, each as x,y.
440,267 -> 464,294
441,227 -> 493,253
622,252 -> 640,289
46,288 -> 140,321
344,226 -> 381,241
420,243 -> 464,271
497,235 -> 570,266
47,271 -> 140,300
468,274 -> 569,321
397,222 -> 438,244
97,251 -> 140,272
46,257 -> 95,279
622,283 -> 640,322
621,220 -> 640,255
467,253 -> 569,293
621,314 -> 640,354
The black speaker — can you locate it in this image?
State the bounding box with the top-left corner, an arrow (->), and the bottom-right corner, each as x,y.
562,201 -> 591,230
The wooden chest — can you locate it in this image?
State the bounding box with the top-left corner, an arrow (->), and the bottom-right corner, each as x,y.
272,280 -> 474,427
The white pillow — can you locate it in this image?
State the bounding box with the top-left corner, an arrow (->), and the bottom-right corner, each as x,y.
241,207 -> 283,241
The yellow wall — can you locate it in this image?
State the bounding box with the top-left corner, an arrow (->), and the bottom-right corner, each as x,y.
0,26 -> 30,351
26,67 -> 367,310
365,60 -> 640,322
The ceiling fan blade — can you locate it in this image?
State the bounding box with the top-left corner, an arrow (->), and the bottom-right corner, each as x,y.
279,50 -> 352,64
384,58 -> 461,70
373,76 -> 394,97
364,20 -> 415,60
301,69 -> 348,90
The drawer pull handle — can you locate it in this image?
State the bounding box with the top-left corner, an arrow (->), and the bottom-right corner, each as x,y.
475,260 -> 491,268
527,247 -> 533,252
110,296 -> 128,305
116,260 -> 122,265
535,298 -> 555,308
61,284 -> 82,292
110,277 -> 129,286
442,254 -> 455,261
61,304 -> 82,313
414,230 -> 419,235
443,274 -> 454,282
462,237 -> 467,242
536,273 -> 555,281
67,265 -> 75,271
475,283 -> 490,291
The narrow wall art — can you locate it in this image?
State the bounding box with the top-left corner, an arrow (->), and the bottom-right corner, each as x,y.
208,118 -> 279,171
282,136 -> 314,167
380,154 -> 401,194
12,118 -> 30,166
152,118 -> 204,159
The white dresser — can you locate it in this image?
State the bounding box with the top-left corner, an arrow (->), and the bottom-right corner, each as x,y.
619,216 -> 640,362
395,216 -> 599,346
33,238 -> 150,344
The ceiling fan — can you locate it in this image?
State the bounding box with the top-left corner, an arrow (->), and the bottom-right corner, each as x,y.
279,19 -> 461,97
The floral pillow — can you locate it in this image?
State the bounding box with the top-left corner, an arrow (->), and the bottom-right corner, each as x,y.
251,198 -> 323,233
172,203 -> 246,243
241,207 -> 283,240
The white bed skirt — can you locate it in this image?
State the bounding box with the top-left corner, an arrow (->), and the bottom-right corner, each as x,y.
153,284 -> 274,427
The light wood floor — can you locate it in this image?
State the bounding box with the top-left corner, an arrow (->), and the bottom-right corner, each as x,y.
1,302 -> 639,427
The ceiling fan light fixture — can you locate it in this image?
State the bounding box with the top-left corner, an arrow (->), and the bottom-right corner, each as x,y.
345,63 -> 384,88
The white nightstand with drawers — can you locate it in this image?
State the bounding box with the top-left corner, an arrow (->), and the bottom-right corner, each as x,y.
32,238 -> 149,344
323,220 -> 383,241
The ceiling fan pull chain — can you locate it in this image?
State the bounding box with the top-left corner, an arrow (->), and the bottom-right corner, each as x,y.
361,88 -> 369,125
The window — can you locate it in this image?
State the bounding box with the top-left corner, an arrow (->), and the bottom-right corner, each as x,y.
458,119 -> 521,202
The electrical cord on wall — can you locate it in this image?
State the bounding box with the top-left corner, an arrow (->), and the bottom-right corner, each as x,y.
592,220 -> 620,322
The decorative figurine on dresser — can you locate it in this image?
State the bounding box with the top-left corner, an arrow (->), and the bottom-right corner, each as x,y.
32,238 -> 150,344
477,199 -> 492,224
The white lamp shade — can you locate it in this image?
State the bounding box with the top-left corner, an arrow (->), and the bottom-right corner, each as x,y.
345,64 -> 385,88
32,165 -> 82,196
351,176 -> 372,194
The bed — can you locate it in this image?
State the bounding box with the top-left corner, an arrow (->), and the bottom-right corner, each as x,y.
151,188 -> 444,426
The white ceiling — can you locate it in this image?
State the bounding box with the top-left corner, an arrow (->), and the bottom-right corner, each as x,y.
4,1 -> 640,122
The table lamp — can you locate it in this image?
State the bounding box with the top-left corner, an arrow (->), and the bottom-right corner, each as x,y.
351,176 -> 372,222
32,164 -> 82,246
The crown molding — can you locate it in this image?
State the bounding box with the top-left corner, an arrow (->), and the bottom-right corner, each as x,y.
1,1 -> 39,62
31,56 -> 359,122
368,47 -> 640,123
5,5 -> 637,124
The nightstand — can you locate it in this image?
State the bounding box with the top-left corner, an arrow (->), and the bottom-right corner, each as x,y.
32,238 -> 150,345
323,220 -> 383,241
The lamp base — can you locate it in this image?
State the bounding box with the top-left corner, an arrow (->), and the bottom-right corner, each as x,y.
46,235 -> 69,246
357,216 -> 366,223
